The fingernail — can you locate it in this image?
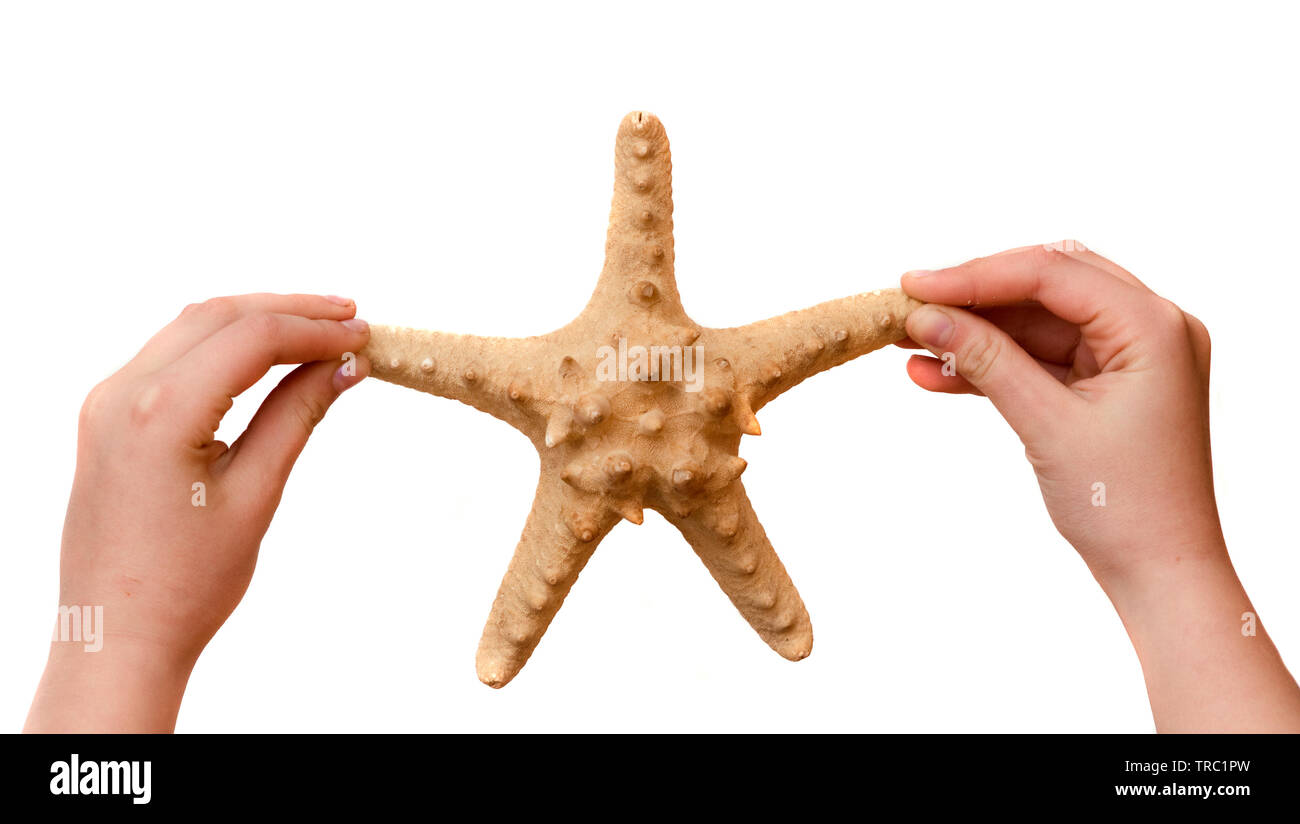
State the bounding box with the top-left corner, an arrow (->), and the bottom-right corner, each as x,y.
907,305 -> 954,348
332,364 -> 364,393
902,270 -> 935,279
324,295 -> 354,306
342,318 -> 369,333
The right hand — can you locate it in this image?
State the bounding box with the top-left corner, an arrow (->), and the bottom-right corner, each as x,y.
897,243 -> 1218,589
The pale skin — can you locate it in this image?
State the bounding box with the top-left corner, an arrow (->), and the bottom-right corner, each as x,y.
24,294 -> 372,733
24,246 -> 1300,732
898,243 -> 1300,733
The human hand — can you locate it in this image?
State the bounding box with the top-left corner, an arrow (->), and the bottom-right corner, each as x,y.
25,294 -> 370,732
898,243 -> 1300,731
899,243 -> 1216,582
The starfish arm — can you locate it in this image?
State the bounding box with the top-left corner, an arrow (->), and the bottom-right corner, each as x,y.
710,288 -> 921,413
475,471 -> 622,688
580,112 -> 692,324
362,325 -> 550,436
661,481 -> 813,661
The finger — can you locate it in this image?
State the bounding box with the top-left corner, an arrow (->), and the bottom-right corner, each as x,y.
976,305 -> 1082,365
907,353 -> 1072,395
905,304 -> 1076,439
901,306 -> 1083,362
1041,240 -> 1154,293
900,246 -> 1142,320
975,240 -> 1152,292
906,354 -> 982,395
163,314 -> 370,437
222,354 -> 371,496
901,246 -> 1151,368
130,293 -> 357,374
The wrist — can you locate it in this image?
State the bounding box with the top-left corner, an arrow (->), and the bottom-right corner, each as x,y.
1087,523 -> 1232,610
25,633 -> 198,733
1103,552 -> 1243,628
1087,540 -> 1300,732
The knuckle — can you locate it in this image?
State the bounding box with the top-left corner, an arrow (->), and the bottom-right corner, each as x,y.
1184,311 -> 1212,368
1185,312 -> 1211,349
293,393 -> 329,433
242,312 -> 283,343
957,331 -> 1003,385
1149,296 -> 1189,334
204,295 -> 235,314
1031,243 -> 1072,265
128,381 -> 174,427
181,296 -> 237,325
78,380 -> 114,430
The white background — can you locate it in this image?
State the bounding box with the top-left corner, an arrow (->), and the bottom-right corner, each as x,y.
2,1 -> 1297,732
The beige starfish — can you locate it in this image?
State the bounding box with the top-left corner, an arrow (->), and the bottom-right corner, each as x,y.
362,112 -> 919,687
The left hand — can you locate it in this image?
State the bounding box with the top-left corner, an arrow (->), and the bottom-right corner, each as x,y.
25,293 -> 370,732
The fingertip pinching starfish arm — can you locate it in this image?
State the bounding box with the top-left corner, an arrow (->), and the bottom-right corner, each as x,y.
663,481 -> 813,661
362,326 -> 551,437
713,288 -> 921,413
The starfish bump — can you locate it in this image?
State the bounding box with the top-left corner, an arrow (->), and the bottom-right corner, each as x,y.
362,112 -> 920,688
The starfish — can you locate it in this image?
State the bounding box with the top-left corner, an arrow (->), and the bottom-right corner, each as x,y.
362,112 -> 919,687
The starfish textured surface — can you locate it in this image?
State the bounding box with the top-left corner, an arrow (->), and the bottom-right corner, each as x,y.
362,112 -> 920,688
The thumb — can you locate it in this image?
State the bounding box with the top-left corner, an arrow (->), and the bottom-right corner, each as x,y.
905,304 -> 1074,441
227,354 -> 371,495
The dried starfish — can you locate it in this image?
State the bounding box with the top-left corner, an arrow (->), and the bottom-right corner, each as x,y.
363,112 -> 919,687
